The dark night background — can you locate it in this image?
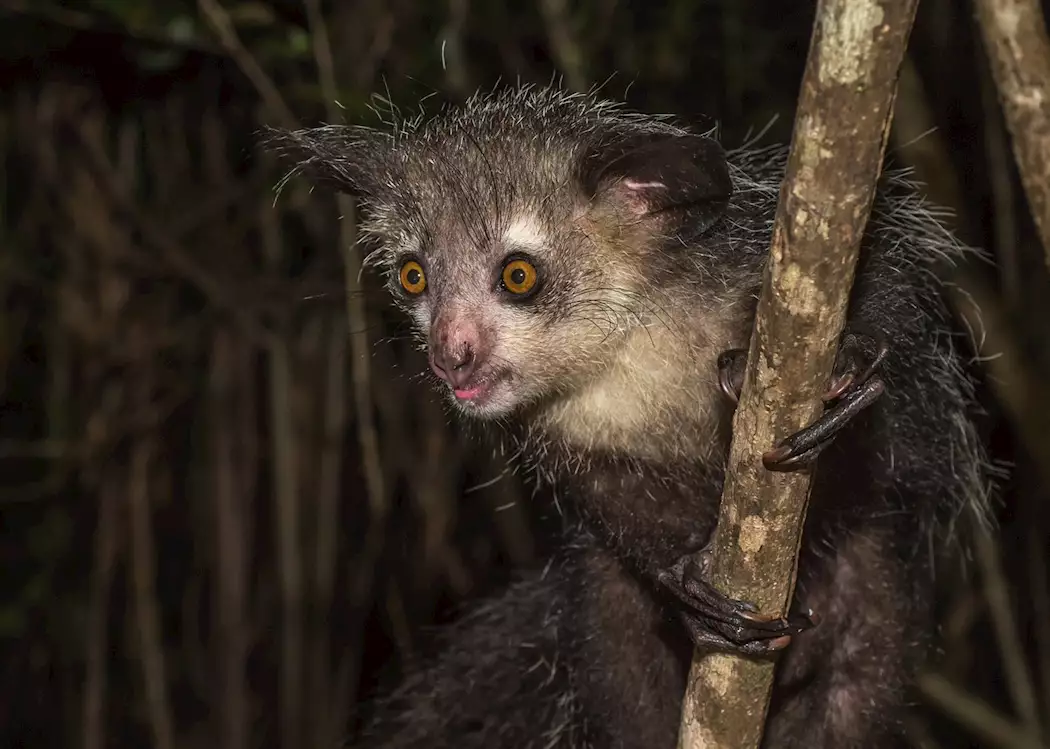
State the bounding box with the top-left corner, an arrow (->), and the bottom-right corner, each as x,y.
1,1 -> 1049,747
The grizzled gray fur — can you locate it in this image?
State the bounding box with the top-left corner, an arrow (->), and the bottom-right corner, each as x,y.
264,85 -> 995,749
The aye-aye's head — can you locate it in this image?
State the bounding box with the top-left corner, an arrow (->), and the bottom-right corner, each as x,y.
265,86 -> 739,422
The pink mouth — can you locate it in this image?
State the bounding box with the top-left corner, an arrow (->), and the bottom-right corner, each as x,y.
454,385 -> 483,400
449,372 -> 506,404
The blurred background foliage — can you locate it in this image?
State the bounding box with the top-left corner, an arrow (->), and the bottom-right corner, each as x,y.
1,0 -> 1049,747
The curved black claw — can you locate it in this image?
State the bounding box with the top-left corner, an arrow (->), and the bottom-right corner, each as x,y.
717,326 -> 891,472
820,323 -> 890,402
717,349 -> 748,405
763,376 -> 885,471
657,550 -> 818,656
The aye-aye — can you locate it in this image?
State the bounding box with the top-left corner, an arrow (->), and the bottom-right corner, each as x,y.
264,85 -> 994,749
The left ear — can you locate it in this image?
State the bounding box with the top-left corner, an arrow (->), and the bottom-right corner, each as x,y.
259,124 -> 392,200
583,133 -> 733,232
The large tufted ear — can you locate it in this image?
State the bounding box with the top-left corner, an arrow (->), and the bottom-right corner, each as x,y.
259,124 -> 391,199
583,133 -> 733,233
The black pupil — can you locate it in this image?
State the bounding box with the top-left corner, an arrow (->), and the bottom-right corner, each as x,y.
406,268 -> 420,285
510,267 -> 526,286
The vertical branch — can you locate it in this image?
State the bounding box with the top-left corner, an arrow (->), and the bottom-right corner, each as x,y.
54,100 -> 116,749
82,476 -> 121,749
314,313 -> 348,605
1026,525 -> 1050,724
127,368 -> 175,749
976,49 -> 1021,306
272,343 -> 304,749
677,2 -> 919,747
210,327 -> 251,749
259,201 -> 304,749
310,312 -> 350,748
974,0 -> 1050,269
194,106 -> 255,749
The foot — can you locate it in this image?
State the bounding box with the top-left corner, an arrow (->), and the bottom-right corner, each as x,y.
717,325 -> 889,472
657,547 -> 817,656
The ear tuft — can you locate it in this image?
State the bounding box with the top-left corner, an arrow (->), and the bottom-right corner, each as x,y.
258,125 -> 390,199
584,133 -> 733,233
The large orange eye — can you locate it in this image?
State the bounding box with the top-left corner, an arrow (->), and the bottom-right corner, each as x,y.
399,260 -> 426,295
501,259 -> 538,296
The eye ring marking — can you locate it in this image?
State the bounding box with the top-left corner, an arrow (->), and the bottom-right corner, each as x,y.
399,260 -> 427,295
501,258 -> 538,296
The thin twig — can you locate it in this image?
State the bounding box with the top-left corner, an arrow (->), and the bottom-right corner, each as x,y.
918,673 -> 1047,749
196,0 -> 299,130
974,528 -> 1043,736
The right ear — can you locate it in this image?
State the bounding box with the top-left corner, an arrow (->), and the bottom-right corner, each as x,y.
581,131 -> 733,233
259,125 -> 390,198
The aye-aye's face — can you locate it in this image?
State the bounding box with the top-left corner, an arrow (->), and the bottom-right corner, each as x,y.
380,139 -> 732,420
381,194 -> 659,420
264,89 -> 734,421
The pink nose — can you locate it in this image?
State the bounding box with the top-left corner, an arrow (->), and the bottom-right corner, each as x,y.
430,344 -> 476,388
429,312 -> 486,388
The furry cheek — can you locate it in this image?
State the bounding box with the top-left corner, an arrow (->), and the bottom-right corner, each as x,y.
492,309 -> 617,398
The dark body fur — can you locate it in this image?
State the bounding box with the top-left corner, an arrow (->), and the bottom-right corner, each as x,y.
265,86 -> 993,748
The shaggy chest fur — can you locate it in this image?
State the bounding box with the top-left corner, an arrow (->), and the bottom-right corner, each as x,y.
516,304 -> 745,574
